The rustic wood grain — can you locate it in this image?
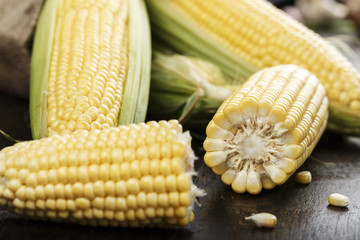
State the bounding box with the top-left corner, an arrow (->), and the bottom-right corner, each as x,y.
0,0 -> 44,98
0,91 -> 359,240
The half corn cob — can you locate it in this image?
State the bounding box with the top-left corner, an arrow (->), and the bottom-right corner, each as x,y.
146,0 -> 360,135
0,120 -> 203,226
30,0 -> 151,139
203,65 -> 328,194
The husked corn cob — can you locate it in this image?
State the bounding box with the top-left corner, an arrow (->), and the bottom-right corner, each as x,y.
0,120 -> 203,227
147,0 -> 360,135
30,0 -> 151,139
203,65 -> 328,194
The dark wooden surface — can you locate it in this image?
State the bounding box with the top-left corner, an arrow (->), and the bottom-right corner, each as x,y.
0,92 -> 360,240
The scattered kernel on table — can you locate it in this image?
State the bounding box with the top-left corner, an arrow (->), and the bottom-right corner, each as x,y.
328,193 -> 350,207
245,213 -> 277,228
295,171 -> 312,184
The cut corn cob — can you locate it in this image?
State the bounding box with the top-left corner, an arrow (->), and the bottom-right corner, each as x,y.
203,65 -> 328,194
30,0 -> 151,139
0,120 -> 203,226
146,0 -> 360,135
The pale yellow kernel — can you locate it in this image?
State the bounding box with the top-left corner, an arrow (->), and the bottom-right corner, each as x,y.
175,207 -> 187,218
72,182 -> 84,197
58,211 -> 69,219
92,197 -> 104,209
66,200 -> 77,211
99,164 -> 110,180
88,165 -> 99,181
25,200 -> 35,210
64,184 -> 74,198
154,176 -> 166,193
15,186 -> 25,200
78,166 -> 89,183
245,213 -> 277,228
111,149 -> 123,163
130,161 -> 141,178
144,207 -> 155,218
76,198 -> 90,209
179,192 -> 191,206
136,146 -> 148,160
126,195 -> 137,209
164,207 -> 175,218
110,164 -> 121,181
18,169 -> 30,183
177,174 -> 191,192
67,166 -> 77,183
34,186 -> 45,199
328,193 -> 349,207
137,192 -> 147,208
135,208 -> 146,220
158,193 -> 169,208
84,183 -> 95,199
127,178 -> 140,195
8,179 -> 21,192
24,187 -> 35,201
72,210 -> 83,219
125,210 -> 136,221
104,197 -> 116,210
104,210 -> 115,220
13,198 -> 25,209
35,199 -> 45,209
94,181 -> 105,197
5,168 -> 17,179
57,167 -> 67,183
295,171 -> 312,184
160,160 -> 171,176
45,199 -> 56,210
115,211 -> 125,221
140,176 -> 153,192
147,193 -> 157,208
148,144 -> 160,160
116,197 -> 127,211
56,199 -> 67,211
115,181 -> 127,197
169,192 -> 180,207
47,169 -> 57,184
165,175 -> 177,192
123,148 -> 135,162
149,160 -> 160,176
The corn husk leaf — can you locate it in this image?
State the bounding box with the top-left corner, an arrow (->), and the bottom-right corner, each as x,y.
30,0 -> 59,139
118,0 -> 151,125
147,52 -> 238,132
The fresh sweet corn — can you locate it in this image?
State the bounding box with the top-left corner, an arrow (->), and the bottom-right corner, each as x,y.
203,65 -> 328,194
0,120 -> 203,226
30,0 -> 151,139
147,0 -> 360,135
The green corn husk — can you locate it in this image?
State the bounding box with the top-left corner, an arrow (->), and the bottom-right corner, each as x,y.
147,51 -> 237,133
146,0 -> 360,136
30,0 -> 151,139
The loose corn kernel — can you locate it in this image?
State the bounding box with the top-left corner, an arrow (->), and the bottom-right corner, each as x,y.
328,193 -> 350,207
245,213 -> 277,228
295,171 -> 312,184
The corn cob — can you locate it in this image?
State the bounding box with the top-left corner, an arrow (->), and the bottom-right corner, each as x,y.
0,120 -> 203,226
203,65 -> 328,194
146,0 -> 360,136
30,0 -> 151,139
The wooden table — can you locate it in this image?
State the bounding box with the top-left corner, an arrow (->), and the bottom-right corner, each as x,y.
0,91 -> 359,240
